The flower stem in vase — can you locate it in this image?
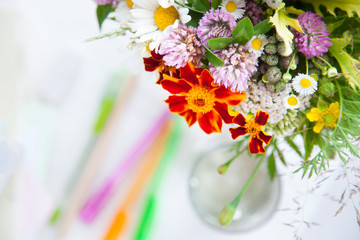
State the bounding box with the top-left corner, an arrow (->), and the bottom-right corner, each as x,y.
219,156 -> 265,226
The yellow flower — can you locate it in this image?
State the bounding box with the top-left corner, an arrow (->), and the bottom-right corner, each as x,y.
306,102 -> 340,133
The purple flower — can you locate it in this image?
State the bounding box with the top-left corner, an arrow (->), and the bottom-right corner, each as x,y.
159,24 -> 205,68
244,0 -> 265,25
94,0 -> 119,7
197,9 -> 236,47
294,12 -> 332,59
209,44 -> 258,92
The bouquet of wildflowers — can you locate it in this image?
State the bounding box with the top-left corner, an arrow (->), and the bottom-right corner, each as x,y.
93,0 -> 360,226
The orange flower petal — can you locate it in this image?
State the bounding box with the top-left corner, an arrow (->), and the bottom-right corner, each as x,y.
143,57 -> 160,71
254,110 -> 269,126
249,137 -> 265,154
229,127 -> 247,140
179,110 -> 197,127
258,131 -> 272,145
180,63 -> 202,85
165,95 -> 188,113
233,113 -> 246,126
197,110 -> 222,134
198,69 -> 213,88
214,87 -> 246,106
213,101 -> 233,124
161,77 -> 192,94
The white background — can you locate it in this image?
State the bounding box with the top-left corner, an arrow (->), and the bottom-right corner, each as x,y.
0,0 -> 359,239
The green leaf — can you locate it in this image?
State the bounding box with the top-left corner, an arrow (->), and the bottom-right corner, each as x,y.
303,130 -> 316,160
186,11 -> 203,28
208,37 -> 234,50
97,4 -> 112,29
188,0 -> 210,12
211,0 -> 222,9
300,0 -> 360,17
284,136 -> 303,158
232,17 -> 254,45
253,19 -> 273,35
267,153 -> 276,181
329,38 -> 360,89
203,44 -> 225,67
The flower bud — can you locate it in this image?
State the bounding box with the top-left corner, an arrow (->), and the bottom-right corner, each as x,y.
217,164 -> 228,175
310,74 -> 319,81
264,44 -> 277,55
327,67 -> 338,78
275,81 -> 286,92
265,54 -> 279,66
282,72 -> 292,82
266,66 -> 282,83
218,205 -> 236,226
319,82 -> 335,97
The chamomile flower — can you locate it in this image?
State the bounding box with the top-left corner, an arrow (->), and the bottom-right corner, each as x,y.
115,0 -> 133,23
220,0 -> 246,19
129,0 -> 191,50
292,73 -> 318,96
284,94 -> 300,109
246,35 -> 268,57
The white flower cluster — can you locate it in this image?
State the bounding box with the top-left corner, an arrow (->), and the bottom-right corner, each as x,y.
234,80 -> 311,125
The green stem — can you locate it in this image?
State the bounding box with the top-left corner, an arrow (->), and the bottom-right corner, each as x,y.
286,48 -> 298,74
218,148 -> 247,174
305,57 -> 309,75
174,0 -> 206,14
316,56 -> 332,67
230,156 -> 265,207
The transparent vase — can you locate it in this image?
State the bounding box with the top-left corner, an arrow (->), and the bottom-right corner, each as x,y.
189,143 -> 281,232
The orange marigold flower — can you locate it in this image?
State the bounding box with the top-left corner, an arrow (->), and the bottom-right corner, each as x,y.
143,49 -> 179,84
161,62 -> 246,134
230,111 -> 272,154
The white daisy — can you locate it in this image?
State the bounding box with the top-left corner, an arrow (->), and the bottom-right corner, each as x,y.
246,35 -> 268,57
115,0 -> 133,23
284,94 -> 300,109
129,0 -> 191,50
292,73 -> 318,96
220,0 -> 246,19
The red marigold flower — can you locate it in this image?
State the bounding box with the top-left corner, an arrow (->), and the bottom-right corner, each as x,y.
161,62 -> 246,134
143,49 -> 179,84
229,111 -> 272,154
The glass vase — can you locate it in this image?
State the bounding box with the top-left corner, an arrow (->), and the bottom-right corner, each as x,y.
189,143 -> 281,232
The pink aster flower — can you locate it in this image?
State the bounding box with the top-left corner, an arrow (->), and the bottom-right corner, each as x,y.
294,12 -> 332,59
94,0 -> 119,7
209,44 -> 258,92
197,9 -> 236,47
159,24 -> 205,68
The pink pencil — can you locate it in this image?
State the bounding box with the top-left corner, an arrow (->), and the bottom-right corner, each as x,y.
80,110 -> 170,222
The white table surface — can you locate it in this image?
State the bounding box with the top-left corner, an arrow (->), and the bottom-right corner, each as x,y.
0,0 -> 359,239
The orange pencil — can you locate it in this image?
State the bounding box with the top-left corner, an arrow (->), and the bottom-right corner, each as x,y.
103,119 -> 172,240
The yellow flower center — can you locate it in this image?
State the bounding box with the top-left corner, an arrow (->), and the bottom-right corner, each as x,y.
251,38 -> 263,50
300,78 -> 312,88
154,6 -> 179,31
287,96 -> 298,106
186,85 -> 216,114
245,120 -> 261,138
226,1 -> 237,12
126,0 -> 133,8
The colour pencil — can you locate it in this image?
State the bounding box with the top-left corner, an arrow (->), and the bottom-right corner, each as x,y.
56,74 -> 137,237
102,119 -> 172,240
133,117 -> 183,240
80,110 -> 170,222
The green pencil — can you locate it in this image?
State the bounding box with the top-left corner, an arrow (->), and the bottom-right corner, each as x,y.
133,117 -> 183,240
